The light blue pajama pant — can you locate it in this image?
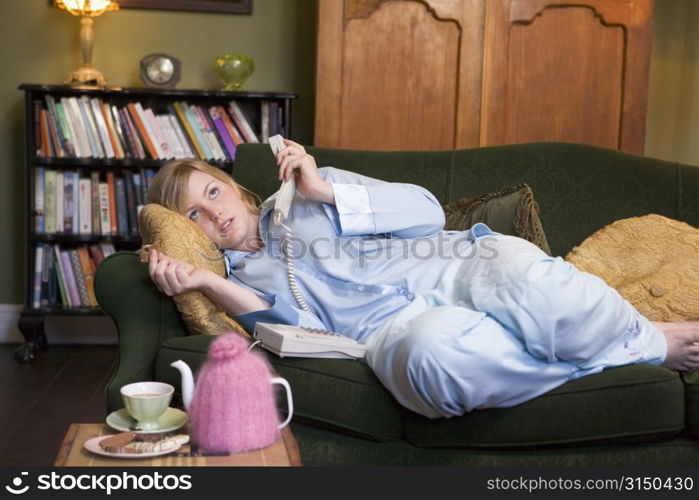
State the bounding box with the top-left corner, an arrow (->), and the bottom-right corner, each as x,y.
365,234 -> 668,419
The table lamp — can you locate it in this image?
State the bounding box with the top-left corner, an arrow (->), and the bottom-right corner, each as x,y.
54,0 -> 119,87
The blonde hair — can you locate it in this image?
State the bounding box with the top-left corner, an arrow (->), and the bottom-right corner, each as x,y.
147,159 -> 261,215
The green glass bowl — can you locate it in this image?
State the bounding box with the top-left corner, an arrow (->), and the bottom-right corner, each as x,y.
213,53 -> 255,91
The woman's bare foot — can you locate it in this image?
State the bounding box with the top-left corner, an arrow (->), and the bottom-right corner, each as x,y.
652,321 -> 699,371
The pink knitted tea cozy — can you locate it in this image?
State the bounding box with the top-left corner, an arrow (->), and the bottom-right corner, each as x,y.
188,332 -> 283,452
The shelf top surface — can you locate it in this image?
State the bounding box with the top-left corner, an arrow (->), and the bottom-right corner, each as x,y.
19,83 -> 297,100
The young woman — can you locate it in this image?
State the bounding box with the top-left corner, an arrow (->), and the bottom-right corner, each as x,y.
146,139 -> 699,419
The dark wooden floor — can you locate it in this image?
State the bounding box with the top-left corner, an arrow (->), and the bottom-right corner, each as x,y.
0,344 -> 117,466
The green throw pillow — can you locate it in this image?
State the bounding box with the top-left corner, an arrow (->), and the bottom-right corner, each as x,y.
443,184 -> 551,255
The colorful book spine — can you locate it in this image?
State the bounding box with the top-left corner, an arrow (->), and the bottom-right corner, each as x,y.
193,105 -> 226,161
98,182 -> 111,236
44,169 -> 57,234
182,103 -> 213,159
59,248 -> 80,307
34,167 -> 45,233
127,103 -> 158,159
90,171 -> 101,235
53,245 -> 69,307
114,176 -> 128,236
106,171 -> 118,235
78,96 -> 104,158
172,102 -> 205,159
218,105 -> 244,146
228,101 -> 259,143
69,248 -> 90,307
62,171 -> 76,234
54,100 -> 76,157
209,106 -> 237,160
32,244 -> 44,309
55,172 -> 64,233
124,174 -> 139,237
77,245 -> 98,307
78,177 -> 92,235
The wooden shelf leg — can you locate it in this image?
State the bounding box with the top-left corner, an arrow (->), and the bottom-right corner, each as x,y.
15,311 -> 47,363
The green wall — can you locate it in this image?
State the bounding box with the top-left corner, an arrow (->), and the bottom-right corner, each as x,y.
645,0 -> 699,166
0,0 -> 317,304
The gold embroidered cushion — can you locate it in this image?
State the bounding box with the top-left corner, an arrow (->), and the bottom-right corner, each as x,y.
443,184 -> 551,255
138,203 -> 249,338
565,214 -> 699,321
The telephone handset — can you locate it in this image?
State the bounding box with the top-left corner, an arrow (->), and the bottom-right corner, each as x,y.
269,134 -> 294,225
268,135 -> 312,314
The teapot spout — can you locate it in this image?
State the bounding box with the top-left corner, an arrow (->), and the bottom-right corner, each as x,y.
170,360 -> 195,410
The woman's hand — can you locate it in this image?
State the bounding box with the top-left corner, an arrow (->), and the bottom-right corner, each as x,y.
276,138 -> 335,205
147,248 -> 215,296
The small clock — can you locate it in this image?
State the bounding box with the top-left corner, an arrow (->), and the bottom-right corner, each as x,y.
140,54 -> 181,89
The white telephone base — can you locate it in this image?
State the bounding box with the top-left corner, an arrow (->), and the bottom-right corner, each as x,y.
253,322 -> 367,360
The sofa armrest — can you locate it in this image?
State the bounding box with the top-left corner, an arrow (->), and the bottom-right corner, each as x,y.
94,251 -> 190,412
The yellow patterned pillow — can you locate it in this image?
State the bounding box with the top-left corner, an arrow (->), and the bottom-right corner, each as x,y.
138,203 -> 249,338
565,214 -> 699,321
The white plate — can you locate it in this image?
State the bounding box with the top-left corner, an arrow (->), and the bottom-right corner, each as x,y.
106,407 -> 188,434
84,435 -> 186,459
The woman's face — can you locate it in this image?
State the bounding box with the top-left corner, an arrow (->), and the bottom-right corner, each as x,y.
184,170 -> 257,250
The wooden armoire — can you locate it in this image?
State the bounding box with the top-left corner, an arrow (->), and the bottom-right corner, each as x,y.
314,0 -> 654,154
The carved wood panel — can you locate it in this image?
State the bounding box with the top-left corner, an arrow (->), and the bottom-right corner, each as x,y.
316,0 -> 486,150
481,0 -> 653,153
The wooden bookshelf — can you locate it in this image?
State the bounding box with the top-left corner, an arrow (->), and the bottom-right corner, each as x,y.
17,84 -> 296,362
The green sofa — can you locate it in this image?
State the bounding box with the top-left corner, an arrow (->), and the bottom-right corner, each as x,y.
95,142 -> 699,465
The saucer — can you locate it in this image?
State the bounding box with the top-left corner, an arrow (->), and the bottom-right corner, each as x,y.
106,408 -> 188,434
84,435 -> 186,459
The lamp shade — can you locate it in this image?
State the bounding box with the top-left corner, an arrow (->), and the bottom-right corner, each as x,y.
54,0 -> 119,17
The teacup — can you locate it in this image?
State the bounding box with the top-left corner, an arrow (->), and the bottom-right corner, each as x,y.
120,381 -> 174,430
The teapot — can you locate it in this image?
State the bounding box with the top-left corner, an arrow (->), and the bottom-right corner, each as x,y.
170,332 -> 293,453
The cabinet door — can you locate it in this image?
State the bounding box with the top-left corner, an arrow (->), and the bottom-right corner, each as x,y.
480,0 -> 654,154
315,0 -> 486,151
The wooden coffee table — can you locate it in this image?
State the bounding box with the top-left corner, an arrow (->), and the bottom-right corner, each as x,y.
54,423 -> 301,466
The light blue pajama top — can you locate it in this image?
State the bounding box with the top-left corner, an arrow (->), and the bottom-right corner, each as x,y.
225,167 -> 494,342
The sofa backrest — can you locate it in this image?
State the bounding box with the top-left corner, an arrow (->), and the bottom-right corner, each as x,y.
234,142 -> 698,257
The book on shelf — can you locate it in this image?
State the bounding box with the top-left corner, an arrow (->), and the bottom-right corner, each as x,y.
88,244 -> 105,267
89,97 -> 115,159
90,172 -> 101,235
208,106 -> 237,161
127,102 -> 158,160
32,244 -> 44,309
69,248 -> 90,307
55,171 -> 64,233
106,172 -> 118,235
98,182 -> 110,236
56,247 -> 80,307
62,171 -> 76,234
78,96 -> 105,158
76,245 -> 98,307
54,98 -> 77,157
42,243 -> 56,308
114,176 -> 128,236
216,105 -> 244,147
100,242 -> 116,259
43,169 -> 57,234
171,102 -> 205,159
181,102 -> 214,160
34,167 -> 45,234
132,171 -> 145,215
260,100 -> 270,143
193,105 -> 227,161
78,177 -> 92,235
100,101 -> 125,159
124,174 -> 139,236
228,101 -> 259,143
